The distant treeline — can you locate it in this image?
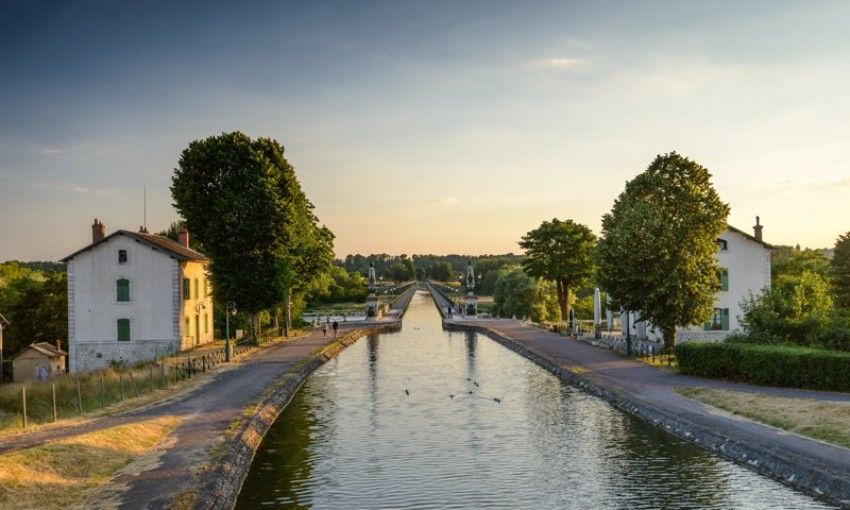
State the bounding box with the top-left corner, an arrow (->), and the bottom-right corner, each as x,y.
337,253 -> 525,294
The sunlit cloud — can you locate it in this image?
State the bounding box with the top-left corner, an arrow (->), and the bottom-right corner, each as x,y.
431,195 -> 461,205
527,57 -> 586,70
0,177 -> 117,196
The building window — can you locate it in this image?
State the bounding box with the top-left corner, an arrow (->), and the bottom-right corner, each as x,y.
704,308 -> 729,331
183,278 -> 190,301
718,268 -> 729,291
118,249 -> 128,264
716,239 -> 728,251
204,312 -> 209,334
194,278 -> 199,299
185,316 -> 191,338
117,319 -> 131,341
203,278 -> 208,298
117,278 -> 130,302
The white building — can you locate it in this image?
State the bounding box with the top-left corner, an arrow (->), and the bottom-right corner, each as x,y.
62,219 -> 214,373
622,217 -> 772,342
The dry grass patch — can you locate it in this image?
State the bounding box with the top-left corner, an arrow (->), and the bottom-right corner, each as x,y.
0,415 -> 180,510
678,387 -> 850,449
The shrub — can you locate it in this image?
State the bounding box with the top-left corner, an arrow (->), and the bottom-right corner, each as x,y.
676,342 -> 850,391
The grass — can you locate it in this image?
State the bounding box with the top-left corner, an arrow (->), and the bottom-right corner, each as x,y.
0,415 -> 180,510
678,387 -> 850,449
0,340 -> 259,434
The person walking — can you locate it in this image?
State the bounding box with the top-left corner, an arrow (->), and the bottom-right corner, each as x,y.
322,322 -> 328,338
332,320 -> 339,337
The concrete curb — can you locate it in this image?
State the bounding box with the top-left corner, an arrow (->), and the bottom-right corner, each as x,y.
445,321 -> 850,510
192,323 -> 401,510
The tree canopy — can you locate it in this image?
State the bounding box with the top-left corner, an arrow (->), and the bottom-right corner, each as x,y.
596,152 -> 730,348
519,218 -> 596,321
171,132 -> 333,335
833,231 -> 850,308
492,265 -> 559,322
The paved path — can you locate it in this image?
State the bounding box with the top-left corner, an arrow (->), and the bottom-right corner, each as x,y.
0,321 -> 396,509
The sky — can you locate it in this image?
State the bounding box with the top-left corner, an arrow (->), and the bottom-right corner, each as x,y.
2,0 -> 849,261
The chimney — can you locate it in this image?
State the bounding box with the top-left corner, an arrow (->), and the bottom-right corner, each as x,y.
178,227 -> 190,248
139,225 -> 149,234
753,216 -> 763,242
92,218 -> 106,243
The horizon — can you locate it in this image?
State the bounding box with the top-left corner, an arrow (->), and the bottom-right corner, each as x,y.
2,1 -> 850,261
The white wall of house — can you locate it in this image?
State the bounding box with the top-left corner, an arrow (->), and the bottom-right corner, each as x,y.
622,227 -> 771,343
68,235 -> 180,372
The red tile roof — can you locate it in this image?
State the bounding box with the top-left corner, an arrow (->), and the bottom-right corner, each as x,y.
61,230 -> 208,262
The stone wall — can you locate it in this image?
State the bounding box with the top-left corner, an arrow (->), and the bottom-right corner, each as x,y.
73,340 -> 176,372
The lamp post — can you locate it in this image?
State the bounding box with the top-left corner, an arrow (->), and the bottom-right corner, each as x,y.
225,301 -> 237,362
0,312 -> 8,384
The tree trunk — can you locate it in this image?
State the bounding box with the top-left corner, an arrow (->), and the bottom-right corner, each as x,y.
250,313 -> 259,341
284,289 -> 292,338
662,325 -> 677,351
556,280 -> 568,322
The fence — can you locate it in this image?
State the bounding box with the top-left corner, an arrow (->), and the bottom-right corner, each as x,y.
0,343 -> 252,430
588,335 -> 677,367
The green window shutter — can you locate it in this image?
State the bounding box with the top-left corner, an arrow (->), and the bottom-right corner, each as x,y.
117,279 -> 130,302
204,312 -> 209,333
183,278 -> 190,301
117,319 -> 130,341
719,269 -> 729,291
185,316 -> 190,336
721,308 -> 730,330
194,278 -> 199,299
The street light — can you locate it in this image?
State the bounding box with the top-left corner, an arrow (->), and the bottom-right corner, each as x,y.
225,301 -> 237,362
0,312 -> 8,385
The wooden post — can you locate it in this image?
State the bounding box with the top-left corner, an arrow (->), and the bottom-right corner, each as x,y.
51,383 -> 58,422
202,355 -> 206,373
77,380 -> 83,414
129,371 -> 139,397
161,361 -> 165,387
100,376 -> 105,408
119,373 -> 124,401
21,387 -> 27,428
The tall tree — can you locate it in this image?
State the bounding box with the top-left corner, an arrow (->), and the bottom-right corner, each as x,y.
596,152 -> 730,349
833,231 -> 850,308
519,218 -> 596,321
171,132 -> 310,335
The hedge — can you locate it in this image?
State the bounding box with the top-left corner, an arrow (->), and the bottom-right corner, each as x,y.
676,342 -> 850,392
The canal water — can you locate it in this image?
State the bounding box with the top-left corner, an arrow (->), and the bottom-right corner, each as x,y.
236,291 -> 834,509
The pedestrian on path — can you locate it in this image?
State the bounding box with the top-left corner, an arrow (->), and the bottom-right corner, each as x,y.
333,321 -> 339,337
322,323 -> 328,338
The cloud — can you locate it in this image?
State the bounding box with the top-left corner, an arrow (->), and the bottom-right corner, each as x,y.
527,57 -> 586,70
0,177 -> 117,196
433,195 -> 461,205
735,176 -> 850,192
41,148 -> 60,155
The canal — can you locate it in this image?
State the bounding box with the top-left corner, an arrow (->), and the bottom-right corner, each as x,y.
236,291 -> 834,509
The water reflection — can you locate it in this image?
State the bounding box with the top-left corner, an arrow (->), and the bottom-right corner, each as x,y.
236,292 -> 834,509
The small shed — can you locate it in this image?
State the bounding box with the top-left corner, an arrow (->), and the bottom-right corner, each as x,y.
13,342 -> 66,383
